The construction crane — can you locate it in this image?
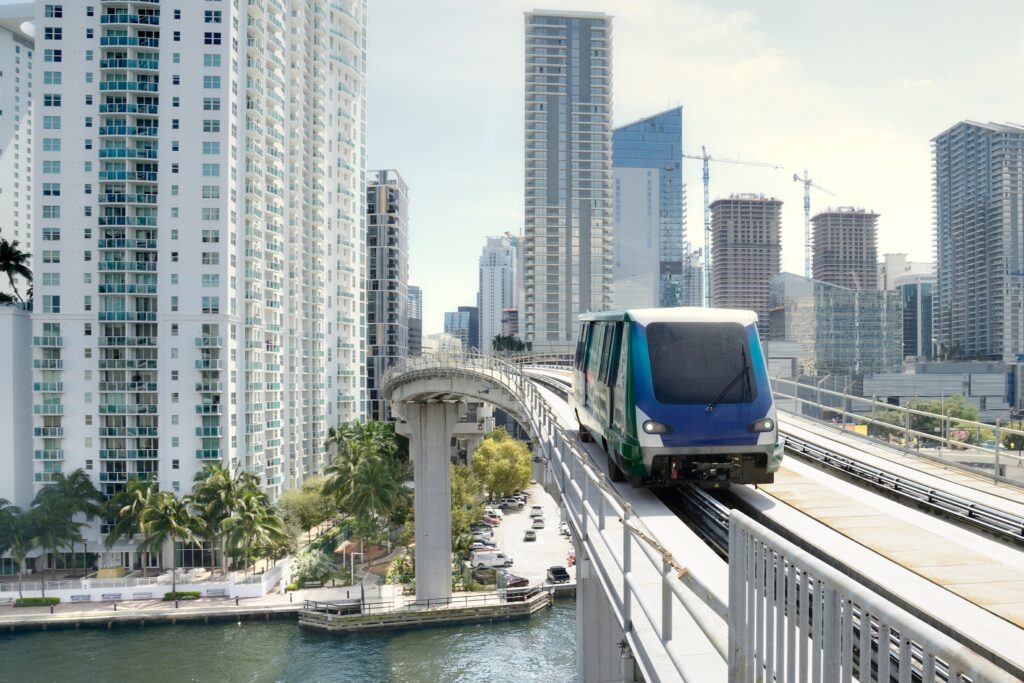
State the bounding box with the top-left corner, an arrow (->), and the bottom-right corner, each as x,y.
682,146 -> 784,307
792,170 -> 835,279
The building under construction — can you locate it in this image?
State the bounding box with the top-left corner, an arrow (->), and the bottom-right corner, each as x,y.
710,195 -> 782,325
811,207 -> 879,289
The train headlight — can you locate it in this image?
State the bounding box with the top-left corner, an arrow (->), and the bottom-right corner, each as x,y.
749,418 -> 775,432
642,420 -> 671,435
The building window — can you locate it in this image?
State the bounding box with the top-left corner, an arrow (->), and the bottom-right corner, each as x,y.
42,295 -> 60,313
202,252 -> 219,265
203,119 -> 220,133
202,141 -> 220,155
201,230 -> 219,243
43,116 -> 61,129
202,185 -> 220,199
42,160 -> 61,174
205,10 -> 222,23
43,71 -> 61,85
203,76 -> 220,89
43,49 -> 61,63
42,182 -> 60,196
42,250 -> 60,263
204,32 -> 222,45
201,297 -> 220,314
203,54 -> 221,67
201,274 -> 219,287
43,27 -> 62,41
203,97 -> 220,111
43,94 -> 61,107
202,164 -> 220,177
44,4 -> 62,18
202,208 -> 220,221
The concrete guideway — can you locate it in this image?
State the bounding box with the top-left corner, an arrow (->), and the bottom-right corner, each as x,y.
781,412 -> 1024,516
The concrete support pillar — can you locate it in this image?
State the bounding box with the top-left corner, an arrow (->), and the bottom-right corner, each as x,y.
405,401 -> 461,603
577,549 -> 634,683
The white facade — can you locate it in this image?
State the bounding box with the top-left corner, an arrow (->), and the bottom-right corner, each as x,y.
478,233 -> 517,352
0,5 -> 34,300
0,305 -> 32,508
611,166 -> 658,309
877,252 -> 933,291
30,0 -> 367,562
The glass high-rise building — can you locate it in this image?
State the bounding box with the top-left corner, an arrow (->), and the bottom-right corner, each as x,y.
611,107 -> 701,309
478,234 -> 518,353
933,121 -> 1024,361
896,272 -> 935,360
366,170 -> 409,421
407,283 -> 423,356
523,10 -> 612,351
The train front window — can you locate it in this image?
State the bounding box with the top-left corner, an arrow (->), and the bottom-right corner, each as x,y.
646,322 -> 757,405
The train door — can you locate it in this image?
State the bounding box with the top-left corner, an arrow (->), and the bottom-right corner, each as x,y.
574,323 -> 591,407
595,322 -> 617,423
610,323 -> 628,431
584,322 -> 606,409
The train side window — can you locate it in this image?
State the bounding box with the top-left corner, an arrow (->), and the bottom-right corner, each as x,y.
575,323 -> 590,370
605,322 -> 623,387
585,322 -> 605,377
597,323 -> 615,384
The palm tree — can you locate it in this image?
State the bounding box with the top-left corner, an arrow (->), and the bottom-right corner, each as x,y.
104,478 -> 157,571
137,491 -> 198,600
191,464 -> 265,574
0,238 -> 32,302
44,470 -> 102,572
221,492 -> 288,576
31,494 -> 84,590
348,457 -> 402,532
0,503 -> 36,599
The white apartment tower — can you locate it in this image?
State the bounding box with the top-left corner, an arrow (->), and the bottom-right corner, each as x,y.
0,5 -> 34,300
478,233 -> 517,353
31,0 -> 367,562
523,10 -> 613,352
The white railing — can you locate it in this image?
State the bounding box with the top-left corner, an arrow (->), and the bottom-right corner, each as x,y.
772,376 -> 1024,486
728,510 -> 1015,682
384,351 -> 731,681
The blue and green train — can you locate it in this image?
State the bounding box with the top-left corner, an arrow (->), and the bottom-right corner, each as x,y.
572,308 -> 784,487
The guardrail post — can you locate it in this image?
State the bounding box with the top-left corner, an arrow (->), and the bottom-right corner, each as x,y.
995,422 -> 1002,482
661,556 -> 672,646
622,507 -> 632,633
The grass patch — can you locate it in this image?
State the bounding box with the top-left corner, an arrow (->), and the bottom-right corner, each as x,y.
15,597 -> 60,607
163,591 -> 200,601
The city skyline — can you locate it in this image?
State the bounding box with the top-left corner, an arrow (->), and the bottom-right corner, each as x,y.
363,0 -> 1024,334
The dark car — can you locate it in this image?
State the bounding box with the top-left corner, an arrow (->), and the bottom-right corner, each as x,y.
547,566 -> 570,584
502,572 -> 529,588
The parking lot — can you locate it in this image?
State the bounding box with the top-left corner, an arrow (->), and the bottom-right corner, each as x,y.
485,482 -> 577,587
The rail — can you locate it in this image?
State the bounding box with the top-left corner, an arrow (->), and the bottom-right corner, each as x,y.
728,510 -> 1015,682
772,376 -> 1024,486
303,586 -> 547,617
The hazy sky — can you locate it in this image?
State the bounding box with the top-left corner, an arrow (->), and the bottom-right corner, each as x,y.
366,0 -> 1024,334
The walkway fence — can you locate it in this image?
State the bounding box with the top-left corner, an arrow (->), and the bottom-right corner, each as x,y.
728,511 -> 1014,682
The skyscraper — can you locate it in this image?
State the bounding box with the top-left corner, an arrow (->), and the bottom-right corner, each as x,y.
933,121 -> 1024,361
877,253 -> 934,291
444,308 -> 473,349
811,208 -> 878,289
612,107 -> 699,309
895,272 -> 935,360
523,10 -> 612,351
710,195 -> 782,324
366,170 -> 409,421
478,234 -> 518,352
0,5 -> 33,300
30,1 -> 368,568
407,283 -> 423,356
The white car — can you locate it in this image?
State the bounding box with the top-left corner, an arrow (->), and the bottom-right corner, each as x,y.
529,505 -> 543,517
485,507 -> 504,518
472,551 -> 514,569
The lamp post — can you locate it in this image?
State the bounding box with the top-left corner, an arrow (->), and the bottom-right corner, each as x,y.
816,374 -> 832,421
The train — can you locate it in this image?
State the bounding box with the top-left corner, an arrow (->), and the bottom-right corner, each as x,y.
571,307 -> 783,487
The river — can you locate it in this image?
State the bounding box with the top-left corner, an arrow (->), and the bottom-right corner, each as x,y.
0,602 -> 577,682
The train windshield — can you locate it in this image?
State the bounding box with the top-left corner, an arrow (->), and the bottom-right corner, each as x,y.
646,322 -> 757,405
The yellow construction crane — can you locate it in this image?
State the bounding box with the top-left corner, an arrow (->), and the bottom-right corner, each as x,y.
682,146 -> 784,306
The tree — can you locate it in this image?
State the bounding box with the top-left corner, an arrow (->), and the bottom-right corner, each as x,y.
492,335 -> 526,354
324,421 -> 406,538
31,494 -> 85,589
450,465 -> 484,554
0,503 -> 35,599
221,491 -> 288,576
470,431 -> 532,499
278,476 -> 336,543
137,492 -> 199,599
291,549 -> 335,586
103,478 -> 158,570
43,469 -> 102,571
190,464 -> 264,574
0,238 -> 31,302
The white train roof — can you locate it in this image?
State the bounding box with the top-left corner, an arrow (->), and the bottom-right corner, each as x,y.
580,307 -> 759,326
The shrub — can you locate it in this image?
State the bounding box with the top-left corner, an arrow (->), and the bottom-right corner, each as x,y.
163,591 -> 200,601
15,597 -> 60,607
286,581 -> 300,592
292,549 -> 335,586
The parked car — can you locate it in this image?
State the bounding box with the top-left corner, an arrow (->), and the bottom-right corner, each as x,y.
499,570 -> 529,588
547,566 -> 570,584
472,529 -> 493,541
567,551 -> 576,567
501,497 -> 524,509
558,522 -> 571,537
529,505 -> 543,517
480,516 -> 501,526
473,551 -> 513,569
469,540 -> 496,551
532,517 -> 545,529
485,507 -> 504,518
523,529 -> 537,542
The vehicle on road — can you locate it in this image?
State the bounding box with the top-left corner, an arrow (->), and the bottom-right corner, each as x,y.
573,308 -> 784,486
500,497 -> 524,509
473,551 -> 513,569
532,517 -> 545,529
485,507 -> 503,518
499,570 -> 529,588
529,505 -> 543,517
480,515 -> 500,526
469,540 -> 496,551
558,522 -> 570,537
523,530 -> 537,542
547,566 -> 570,584
472,529 -> 493,541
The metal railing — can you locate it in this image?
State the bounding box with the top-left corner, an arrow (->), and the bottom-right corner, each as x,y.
383,350 -> 731,682
303,586 -> 547,617
772,377 -> 1024,486
728,510 -> 1015,682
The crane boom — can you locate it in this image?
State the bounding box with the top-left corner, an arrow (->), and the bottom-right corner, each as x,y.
682,148 -> 784,306
793,170 -> 836,278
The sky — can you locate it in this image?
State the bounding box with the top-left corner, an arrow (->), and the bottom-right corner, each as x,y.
365,0 -> 1024,335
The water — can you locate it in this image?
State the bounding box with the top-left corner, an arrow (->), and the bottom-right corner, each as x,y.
0,603 -> 577,683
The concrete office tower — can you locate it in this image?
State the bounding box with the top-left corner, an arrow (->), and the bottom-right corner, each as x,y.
407,283 -> 422,356
896,272 -> 935,361
0,5 -> 33,300
366,170 -> 409,421
30,1 -> 368,564
0,305 -> 31,509
501,308 -> 519,337
523,10 -> 612,351
612,107 -> 698,309
710,195 -> 782,324
811,208 -> 878,289
877,253 -> 933,291
478,233 -> 518,352
934,121 -> 1024,361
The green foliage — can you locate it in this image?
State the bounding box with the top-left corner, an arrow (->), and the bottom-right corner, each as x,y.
286,582 -> 300,592
0,237 -> 32,302
291,549 -> 336,585
450,464 -> 485,554
15,597 -> 59,607
386,554 -> 415,585
278,476 -> 336,535
492,335 -> 526,353
163,591 -> 200,601
470,430 -> 532,499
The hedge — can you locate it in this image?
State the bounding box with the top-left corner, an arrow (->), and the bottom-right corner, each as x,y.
163,591 -> 200,601
15,597 -> 60,607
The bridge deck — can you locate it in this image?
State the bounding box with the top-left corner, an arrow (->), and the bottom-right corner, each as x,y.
780,413 -> 1024,517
